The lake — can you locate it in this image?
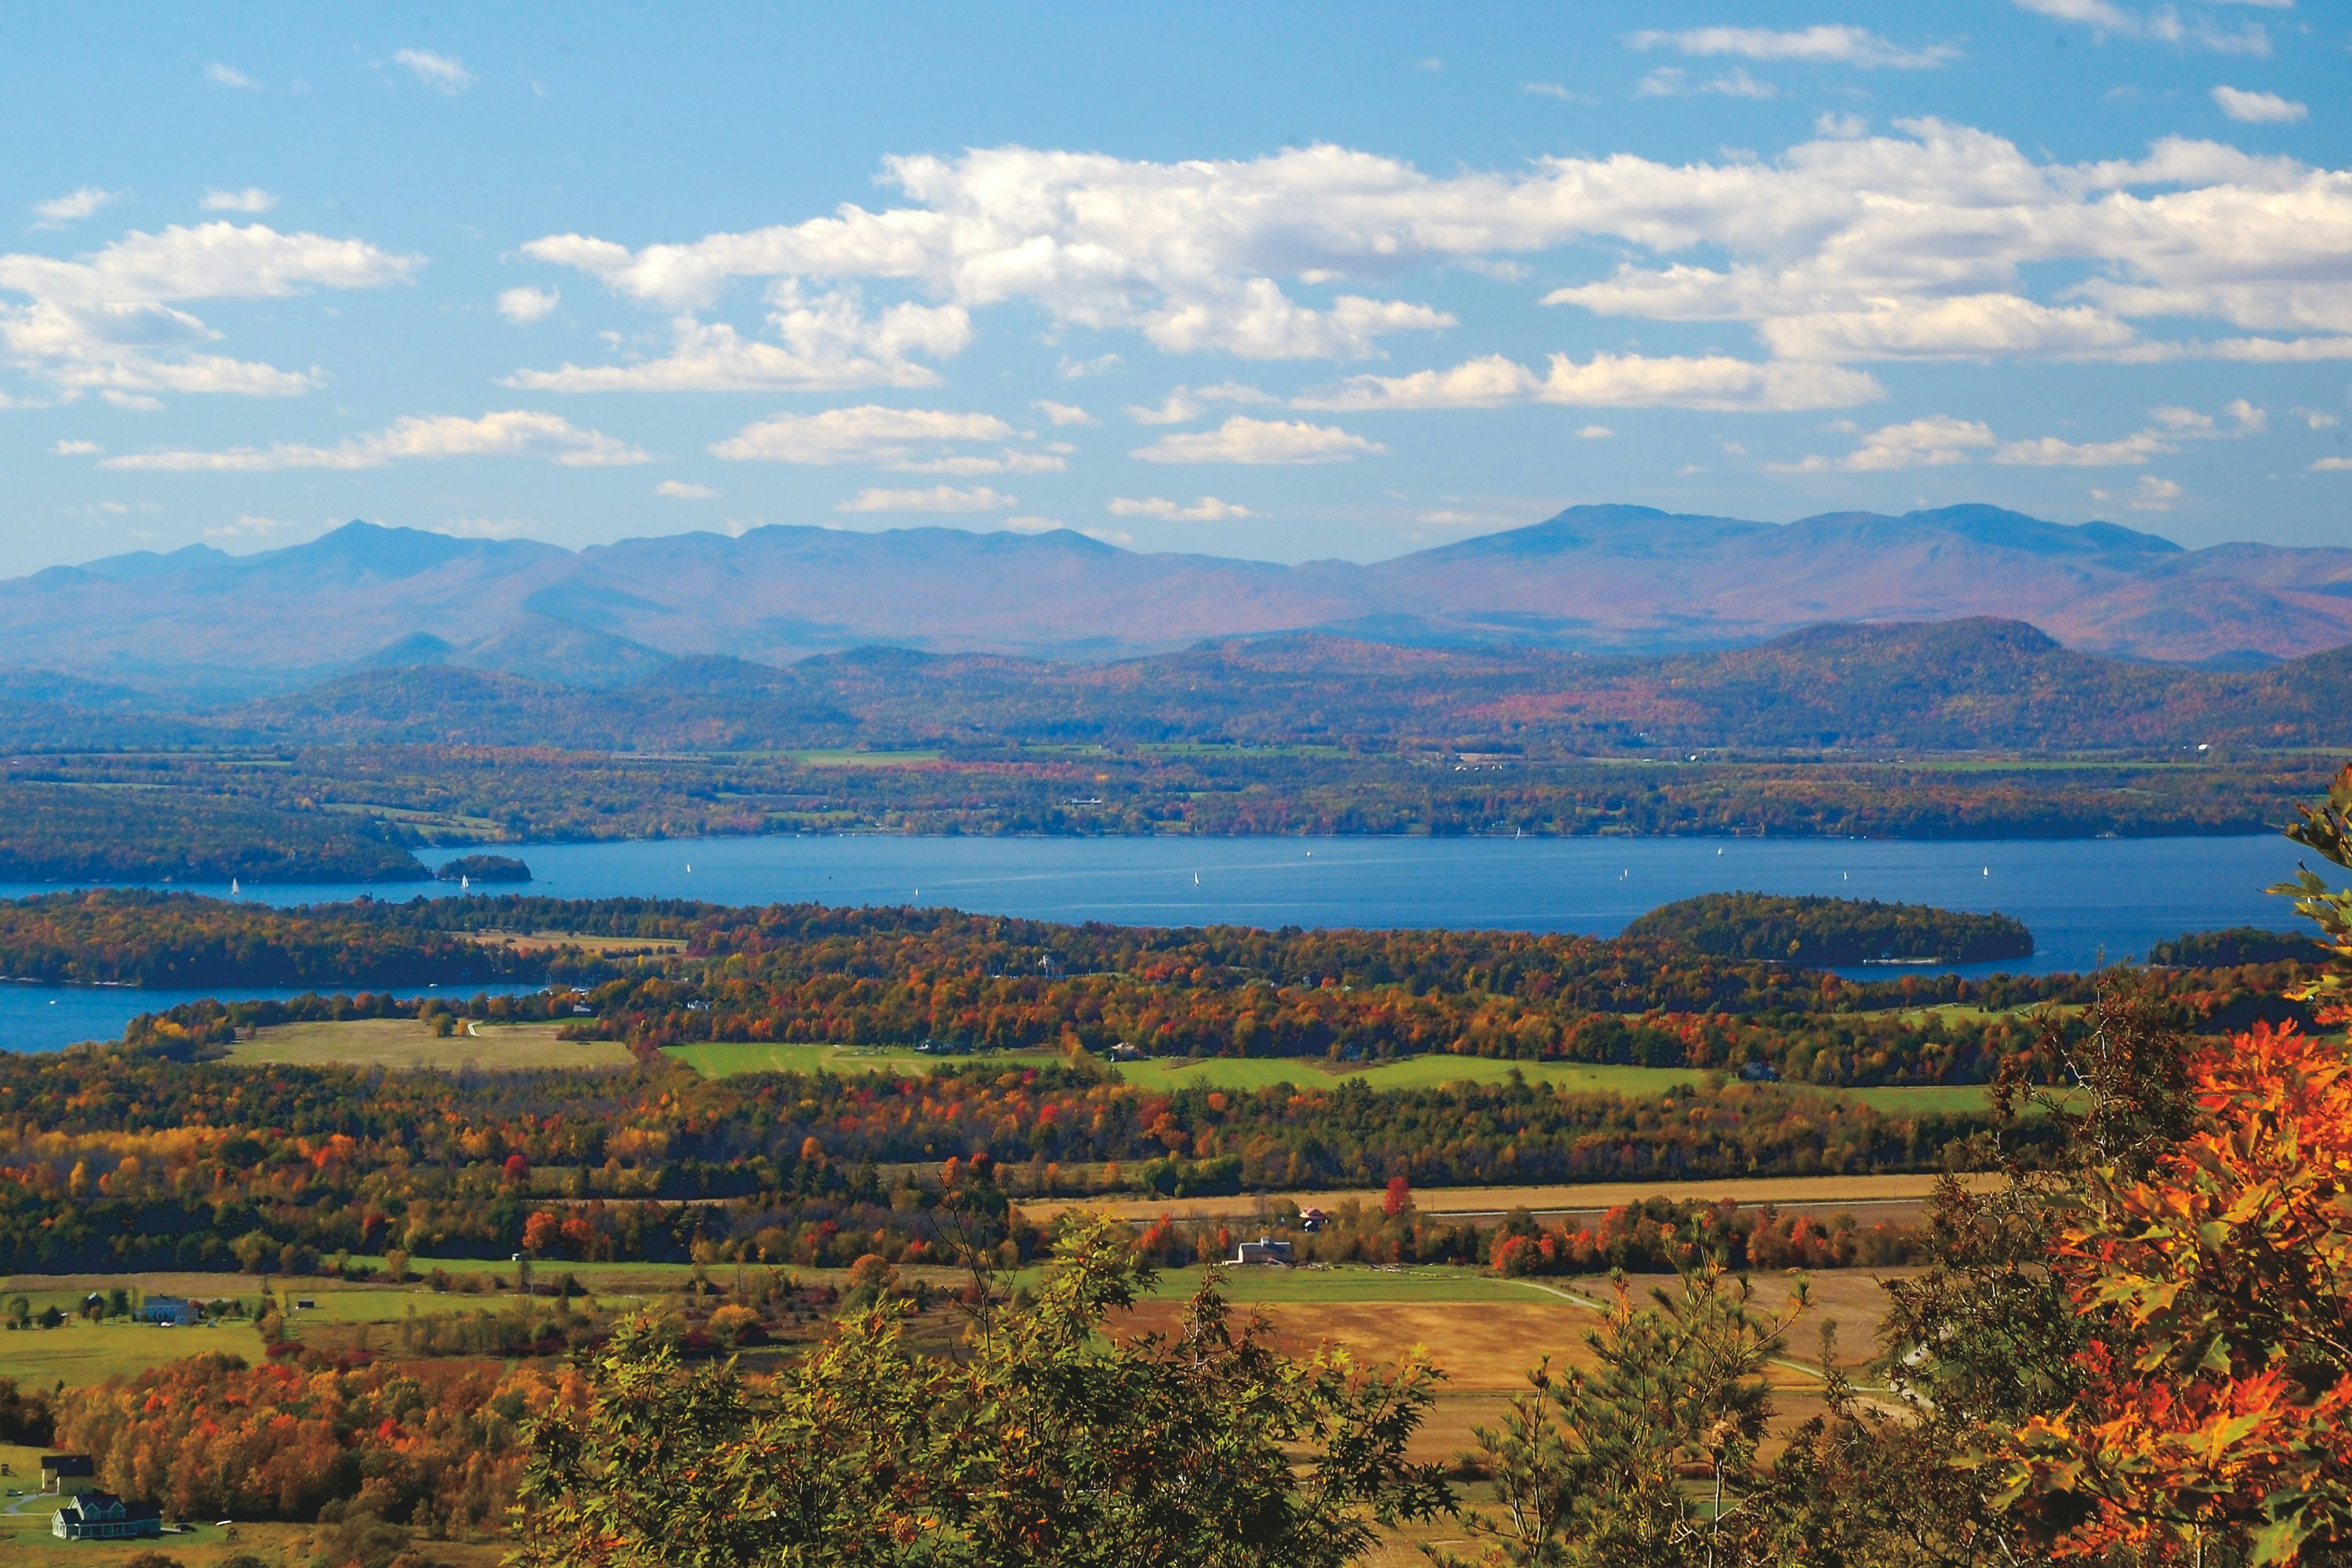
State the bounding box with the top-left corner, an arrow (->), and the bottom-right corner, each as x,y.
0,831 -> 2334,1052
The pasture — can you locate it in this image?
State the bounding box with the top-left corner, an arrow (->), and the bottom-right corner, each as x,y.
230,1018 -> 637,1071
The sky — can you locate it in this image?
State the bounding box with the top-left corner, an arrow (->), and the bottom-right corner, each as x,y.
2,2 -> 2349,575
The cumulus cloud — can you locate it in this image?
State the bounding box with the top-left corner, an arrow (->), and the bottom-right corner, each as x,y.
202,63 -> 260,89
2013,0 -> 2270,53
655,479 -> 715,499
2314,457 -> 2352,472
1300,351 -> 1882,412
394,49 -> 476,94
1638,67 -> 1779,99
709,404 -> 1058,475
2212,85 -> 2307,123
1033,398 -> 1096,426
51,438 -> 100,456
1106,495 -> 1258,521
1577,424 -> 1615,438
200,187 -> 278,214
834,484 -> 1015,513
1995,429 -> 2176,465
1626,24 -> 1958,69
1776,415 -> 1998,471
31,188 -> 118,228
1125,382 -> 1277,424
508,283 -> 967,390
100,410 -> 648,470
1133,415 -> 1382,464
2127,475 -> 2183,508
510,124 -> 2352,373
0,221 -> 419,401
497,285 -> 561,324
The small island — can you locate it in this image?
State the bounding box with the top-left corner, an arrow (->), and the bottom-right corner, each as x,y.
1625,891 -> 2033,966
434,853 -> 533,884
2147,925 -> 2324,967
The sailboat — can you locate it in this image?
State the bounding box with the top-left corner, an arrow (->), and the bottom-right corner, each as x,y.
460,874 -> 470,891
230,877 -> 240,895
1193,871 -> 1201,886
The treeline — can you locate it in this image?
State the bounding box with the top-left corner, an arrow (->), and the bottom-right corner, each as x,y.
0,890 -> 561,987
2,744 -> 2332,848
0,1040 -> 2007,1271
0,779 -> 424,883
1624,892 -> 2032,965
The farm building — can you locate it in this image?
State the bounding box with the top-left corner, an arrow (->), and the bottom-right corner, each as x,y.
140,1294 -> 201,1326
53,1491 -> 162,1541
1232,1236 -> 1294,1265
39,1454 -> 94,1495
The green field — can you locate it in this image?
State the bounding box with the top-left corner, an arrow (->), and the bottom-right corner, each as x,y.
1142,1264 -> 1534,1305
0,1319 -> 269,1390
230,1018 -> 637,1071
1112,1054 -> 1704,1096
666,1041 -> 1063,1078
663,1040 -> 1997,1112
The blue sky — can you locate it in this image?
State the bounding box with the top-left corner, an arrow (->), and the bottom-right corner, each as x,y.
3,1 -> 2348,575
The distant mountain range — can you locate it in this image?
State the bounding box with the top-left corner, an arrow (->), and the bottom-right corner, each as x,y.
9,619 -> 2350,756
8,503 -> 2352,699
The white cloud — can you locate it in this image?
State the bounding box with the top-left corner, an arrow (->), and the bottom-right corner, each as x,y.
0,221 -> 418,401
1125,382 -> 1277,424
1523,82 -> 1574,100
1776,415 -> 1998,472
200,187 -> 277,214
205,514 -> 293,539
709,405 -> 1061,477
834,484 -> 1016,513
515,122 -> 2352,375
2014,0 -> 2270,53
100,410 -> 648,470
1033,398 -> 1096,426
1057,352 -> 1123,379
655,479 -> 716,499
497,285 -> 561,324
1301,351 -> 1882,412
2212,85 -> 2307,124
103,390 -> 162,411
1995,429 -> 2174,465
1639,67 -> 1780,98
2313,457 -> 2352,472
1626,25 -> 1958,69
1005,515 -> 1062,533
1815,111 -> 1869,138
1577,424 -> 1615,439
1107,495 -> 1258,521
2128,475 -> 2182,508
2292,407 -> 2341,429
31,188 -> 118,228
394,49 -> 476,94
1133,415 -> 1382,464
508,284 -> 967,390
202,63 -> 260,89
51,438 -> 100,455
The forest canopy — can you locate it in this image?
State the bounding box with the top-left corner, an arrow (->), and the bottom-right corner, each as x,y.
1624,892 -> 2034,965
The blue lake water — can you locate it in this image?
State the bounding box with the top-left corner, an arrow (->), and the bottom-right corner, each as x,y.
0,831 -> 2336,1053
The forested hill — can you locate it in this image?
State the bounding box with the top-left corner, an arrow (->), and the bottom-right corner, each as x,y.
9,616 -> 2349,756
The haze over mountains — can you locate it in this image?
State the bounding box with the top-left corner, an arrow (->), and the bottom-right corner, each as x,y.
10,503 -> 2352,702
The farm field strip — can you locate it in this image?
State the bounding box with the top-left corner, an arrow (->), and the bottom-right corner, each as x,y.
1020,1171 -> 2002,1224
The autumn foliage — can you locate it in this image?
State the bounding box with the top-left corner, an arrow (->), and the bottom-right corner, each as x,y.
2001,1021 -> 2352,1563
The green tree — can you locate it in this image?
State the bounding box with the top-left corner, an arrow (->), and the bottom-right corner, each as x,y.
1439,1265 -> 1798,1568
507,1214 -> 1448,1568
